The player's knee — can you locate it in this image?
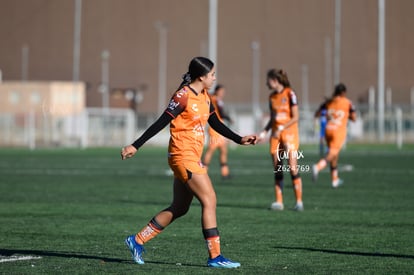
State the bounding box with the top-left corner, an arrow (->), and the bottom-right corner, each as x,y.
329,148 -> 340,156
166,205 -> 191,219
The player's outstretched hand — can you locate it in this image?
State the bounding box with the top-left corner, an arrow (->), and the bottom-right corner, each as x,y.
241,135 -> 258,145
121,145 -> 137,160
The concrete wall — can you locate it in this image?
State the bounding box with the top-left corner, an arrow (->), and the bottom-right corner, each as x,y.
0,0 -> 413,113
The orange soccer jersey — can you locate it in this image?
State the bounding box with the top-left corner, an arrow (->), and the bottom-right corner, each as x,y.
324,96 -> 355,150
268,87 -> 299,153
165,86 -> 213,181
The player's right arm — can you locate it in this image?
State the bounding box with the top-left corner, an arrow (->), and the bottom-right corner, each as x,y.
121,112 -> 172,160
121,89 -> 188,160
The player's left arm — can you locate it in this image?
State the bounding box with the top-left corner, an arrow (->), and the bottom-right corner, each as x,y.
208,106 -> 241,144
279,90 -> 299,131
282,105 -> 299,130
216,101 -> 232,124
208,111 -> 256,145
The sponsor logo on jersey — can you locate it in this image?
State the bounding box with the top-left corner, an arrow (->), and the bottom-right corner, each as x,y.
192,124 -> 204,136
168,99 -> 180,111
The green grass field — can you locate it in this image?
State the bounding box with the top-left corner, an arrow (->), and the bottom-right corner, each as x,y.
0,144 -> 413,274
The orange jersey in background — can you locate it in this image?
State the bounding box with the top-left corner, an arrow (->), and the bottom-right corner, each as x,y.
324,96 -> 355,149
268,87 -> 299,152
325,96 -> 355,132
269,88 -> 298,132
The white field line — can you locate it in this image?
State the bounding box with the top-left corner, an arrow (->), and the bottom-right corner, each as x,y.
0,255 -> 42,263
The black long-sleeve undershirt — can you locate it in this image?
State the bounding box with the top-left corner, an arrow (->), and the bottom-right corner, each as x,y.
208,112 -> 242,144
132,112 -> 172,149
131,111 -> 242,149
216,104 -> 231,123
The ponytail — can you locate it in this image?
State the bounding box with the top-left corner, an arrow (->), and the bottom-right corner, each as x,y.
177,72 -> 192,90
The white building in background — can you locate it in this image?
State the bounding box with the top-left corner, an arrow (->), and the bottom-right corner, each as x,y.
1,81 -> 85,115
0,81 -> 86,147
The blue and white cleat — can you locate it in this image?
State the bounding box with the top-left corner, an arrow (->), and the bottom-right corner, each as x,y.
125,235 -> 145,264
207,255 -> 241,268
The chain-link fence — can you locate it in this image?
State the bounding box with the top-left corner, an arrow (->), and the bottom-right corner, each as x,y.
1,103 -> 413,149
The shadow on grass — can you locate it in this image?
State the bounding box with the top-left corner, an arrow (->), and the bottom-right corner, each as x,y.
274,246 -> 414,259
0,248 -> 127,263
0,248 -> 205,267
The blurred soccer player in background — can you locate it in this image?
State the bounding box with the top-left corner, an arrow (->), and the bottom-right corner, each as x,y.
258,69 -> 304,211
121,57 -> 257,268
203,84 -> 233,179
314,100 -> 328,157
312,83 -> 356,188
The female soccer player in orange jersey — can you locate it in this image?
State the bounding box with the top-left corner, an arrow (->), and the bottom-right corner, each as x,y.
312,83 -> 356,188
203,84 -> 233,179
121,57 -> 257,268
258,69 -> 304,211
